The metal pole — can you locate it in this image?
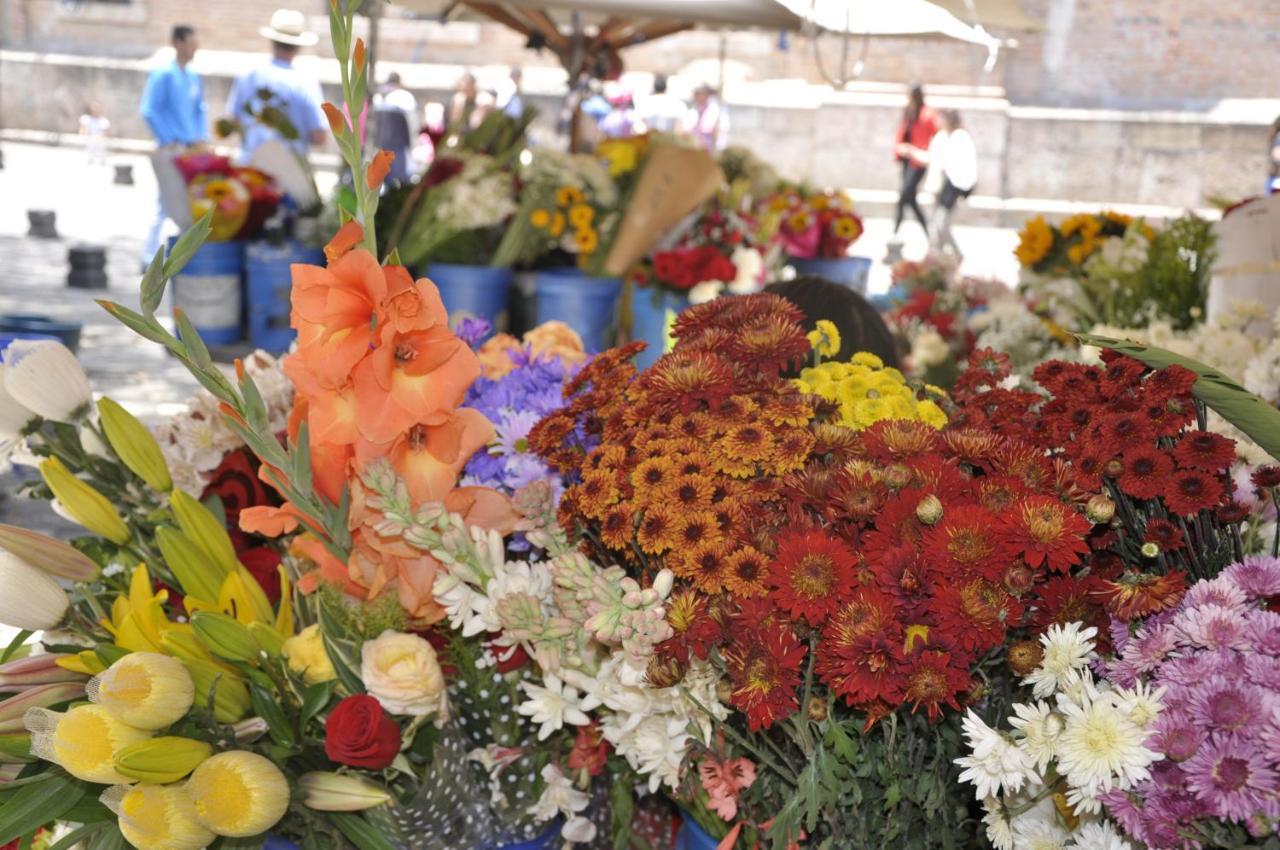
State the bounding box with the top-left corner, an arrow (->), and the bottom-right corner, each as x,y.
366,0 -> 382,150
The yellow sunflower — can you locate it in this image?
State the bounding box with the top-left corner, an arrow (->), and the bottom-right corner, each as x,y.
555,186 -> 585,207
530,208 -> 551,229
1014,216 -> 1054,267
568,204 -> 595,229
549,211 -> 566,238
574,227 -> 599,254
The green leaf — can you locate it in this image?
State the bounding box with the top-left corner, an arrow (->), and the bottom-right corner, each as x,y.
238,370 -> 269,432
330,814 -> 398,850
175,310 -> 213,370
163,212 -> 214,279
300,679 -> 336,729
84,823 -> 125,850
318,600 -> 366,696
0,631 -> 32,665
248,682 -> 297,748
93,645 -> 129,668
0,772 -> 86,844
96,301 -> 176,350
139,249 -> 168,315
291,421 -> 314,498
218,834 -> 266,850
45,822 -> 110,850
1077,334 -> 1280,461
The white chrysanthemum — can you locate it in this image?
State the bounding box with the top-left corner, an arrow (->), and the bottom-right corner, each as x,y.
956,710 -> 1038,799
1012,813 -> 1071,850
1008,700 -> 1063,773
1068,820 -> 1137,850
980,797 -> 1013,850
910,328 -> 951,367
516,674 -> 590,740
1055,689 -> 1161,799
1113,681 -> 1165,729
1024,622 -> 1098,699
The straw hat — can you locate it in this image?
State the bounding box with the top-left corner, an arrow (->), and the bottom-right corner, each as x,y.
259,9 -> 319,47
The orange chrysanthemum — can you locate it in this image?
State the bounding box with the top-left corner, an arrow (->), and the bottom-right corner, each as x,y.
669,475 -> 716,511
1094,569 -> 1187,620
639,351 -> 737,414
600,504 -> 635,550
675,511 -> 724,552
676,541 -> 731,593
637,505 -> 681,555
725,547 -> 770,598
722,423 -> 776,463
631,456 -> 676,502
578,470 -> 622,519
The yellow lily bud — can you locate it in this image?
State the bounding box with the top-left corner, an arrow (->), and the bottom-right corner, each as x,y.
25,704 -> 151,784
155,526 -> 225,606
88,652 -> 194,730
299,771 -> 392,811
191,612 -> 260,664
39,457 -> 130,545
97,398 -> 172,493
187,751 -> 290,837
0,552 -> 68,631
57,650 -> 107,676
113,736 -> 213,784
247,622 -> 286,657
102,784 -> 215,850
283,624 -> 335,685
220,568 -> 275,626
169,491 -> 239,577
0,523 -> 99,581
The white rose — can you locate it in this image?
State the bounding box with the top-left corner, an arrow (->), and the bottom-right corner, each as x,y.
360,630 -> 446,717
687,281 -> 724,305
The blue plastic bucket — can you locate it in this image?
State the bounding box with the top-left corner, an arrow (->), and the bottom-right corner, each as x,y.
428,263 -> 513,343
791,255 -> 873,294
169,238 -> 244,345
674,813 -> 718,850
631,287 -> 689,370
246,241 -> 323,353
534,269 -> 622,352
0,316 -> 82,353
0,332 -> 60,362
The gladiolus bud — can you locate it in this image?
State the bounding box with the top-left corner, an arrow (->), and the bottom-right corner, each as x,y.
352,38 -> 366,69
0,732 -> 30,763
915,494 -> 944,525
191,612 -> 260,664
0,553 -> 68,630
97,398 -> 172,492
0,653 -> 87,691
1086,494 -> 1116,524
0,366 -> 36,439
25,704 -> 152,783
1,340 -> 91,422
169,491 -> 240,576
39,457 -> 130,544
102,784 -> 215,850
113,736 -> 213,783
88,652 -> 194,730
322,102 -> 345,135
0,682 -> 86,733
299,771 -> 393,811
187,751 -> 290,837
366,150 -> 394,190
0,524 -> 99,581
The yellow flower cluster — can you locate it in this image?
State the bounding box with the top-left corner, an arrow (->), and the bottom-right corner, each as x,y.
533,185 -> 599,259
1015,216 -> 1054,267
597,136 -> 647,177
796,352 -> 948,431
1061,213 -> 1104,266
806,319 -> 841,358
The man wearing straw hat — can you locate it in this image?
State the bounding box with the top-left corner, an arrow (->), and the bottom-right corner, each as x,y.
224,9 -> 328,160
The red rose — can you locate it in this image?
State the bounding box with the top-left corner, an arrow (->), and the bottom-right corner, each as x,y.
325,695 -> 402,769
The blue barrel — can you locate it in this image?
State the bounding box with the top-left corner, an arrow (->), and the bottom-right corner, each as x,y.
791,255 -> 873,294
534,269 -> 622,352
246,241 -> 324,353
169,238 -> 244,345
427,264 -> 513,343
0,316 -> 81,352
0,332 -> 59,362
674,813 -> 718,850
631,287 -> 689,370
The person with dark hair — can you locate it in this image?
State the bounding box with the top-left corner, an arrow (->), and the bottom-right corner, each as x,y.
139,23 -> 206,265
766,276 -> 902,371
892,84 -> 938,240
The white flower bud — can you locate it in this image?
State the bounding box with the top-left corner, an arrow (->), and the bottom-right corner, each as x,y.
3,341 -> 91,423
0,552 -> 69,630
653,568 -> 674,599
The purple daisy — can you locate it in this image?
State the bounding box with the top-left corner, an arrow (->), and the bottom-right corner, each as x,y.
1150,709 -> 1208,762
1184,738 -> 1279,822
1187,678 -> 1267,737
1158,650 -> 1247,691
1174,603 -> 1253,651
1223,555 -> 1280,604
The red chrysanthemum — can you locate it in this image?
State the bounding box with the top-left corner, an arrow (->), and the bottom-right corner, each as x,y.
860,419 -> 941,463
728,315 -> 812,377
1029,574 -> 1105,635
863,491 -> 927,554
929,578 -> 1023,654
1094,570 -> 1187,620
816,587 -> 904,705
1144,518 -> 1186,551
974,476 -> 1032,515
898,650 -> 970,722
1115,445 -> 1175,501
999,496 -> 1091,573
766,530 -> 858,626
1173,430 -> 1236,471
637,350 -> 737,414
723,624 -> 806,730
922,504 -> 1007,581
1093,411 -> 1155,454
1163,469 -> 1226,516
1144,364 -> 1198,399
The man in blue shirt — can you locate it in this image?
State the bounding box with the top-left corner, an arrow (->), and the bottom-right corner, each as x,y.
139,24 -> 206,266
225,9 -> 328,162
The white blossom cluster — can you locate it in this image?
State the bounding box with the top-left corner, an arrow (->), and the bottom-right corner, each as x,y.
435,153 -> 519,232
523,150 -> 618,207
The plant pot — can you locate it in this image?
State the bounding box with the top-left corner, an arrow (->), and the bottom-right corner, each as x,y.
427,263 -> 514,343
533,269 -> 622,352
674,812 -> 718,850
631,288 -> 689,370
0,316 -> 82,352
790,255 -> 873,294
246,240 -> 323,353
169,238 -> 245,345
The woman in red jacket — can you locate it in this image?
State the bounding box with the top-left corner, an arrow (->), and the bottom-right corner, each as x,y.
893,84 -> 938,238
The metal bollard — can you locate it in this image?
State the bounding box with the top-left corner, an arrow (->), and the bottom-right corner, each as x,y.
113,164 -> 134,185
67,244 -> 108,290
27,210 -> 58,239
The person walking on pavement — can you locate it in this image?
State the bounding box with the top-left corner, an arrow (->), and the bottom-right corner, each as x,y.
909,109 -> 977,260
637,74 -> 685,134
892,84 -> 938,243
687,83 -> 728,153
139,24 -> 207,267
499,67 -> 525,119
224,9 -> 328,161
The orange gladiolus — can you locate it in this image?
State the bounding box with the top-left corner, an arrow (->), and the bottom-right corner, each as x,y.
366,150 -> 395,191
322,102 -> 346,136
355,409 -> 494,506
325,221 -> 364,264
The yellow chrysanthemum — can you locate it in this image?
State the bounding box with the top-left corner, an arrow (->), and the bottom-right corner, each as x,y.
530,208 -> 551,229
574,227 -> 599,254
806,319 -> 841,359
568,204 -> 595,229
549,211 -> 566,238
851,352 -> 883,369
186,751 -> 290,837
1014,216 -> 1054,267
797,357 -> 948,431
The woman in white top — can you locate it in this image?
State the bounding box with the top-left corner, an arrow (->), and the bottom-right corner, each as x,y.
914,109 -> 977,260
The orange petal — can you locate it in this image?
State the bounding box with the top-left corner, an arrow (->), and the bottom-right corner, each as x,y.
444,486 -> 520,536
324,221 -> 363,263
240,505 -> 301,537
366,150 -> 395,190
310,441 -> 353,506
396,555 -> 446,624
321,102 -> 347,137
308,383 -> 360,446
351,357 -> 418,445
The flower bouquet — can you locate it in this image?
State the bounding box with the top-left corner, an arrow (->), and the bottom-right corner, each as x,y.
636,202 -> 772,306
767,188 -> 864,262
175,153 -> 283,242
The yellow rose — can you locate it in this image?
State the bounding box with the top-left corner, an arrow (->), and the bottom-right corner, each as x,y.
283,624 -> 336,686
360,631 -> 446,717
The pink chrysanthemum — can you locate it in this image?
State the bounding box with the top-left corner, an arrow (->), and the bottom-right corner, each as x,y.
1223,556 -> 1280,603
1184,738 -> 1279,823
1174,603 -> 1252,651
